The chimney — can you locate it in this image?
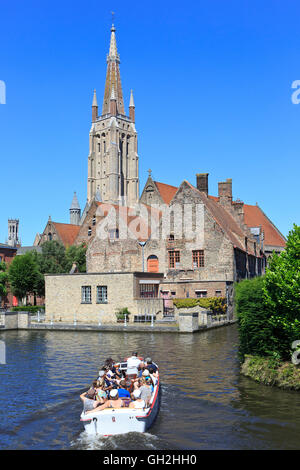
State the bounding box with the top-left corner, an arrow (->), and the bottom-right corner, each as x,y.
196,173 -> 209,196
232,199 -> 244,224
218,178 -> 232,207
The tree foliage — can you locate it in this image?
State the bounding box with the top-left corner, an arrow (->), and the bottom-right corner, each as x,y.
8,253 -> 41,300
235,277 -> 275,361
0,261 -> 8,298
236,224 -> 300,362
263,224 -> 300,360
7,241 -> 87,303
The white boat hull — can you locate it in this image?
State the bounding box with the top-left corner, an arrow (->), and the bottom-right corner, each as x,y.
81,378 -> 161,436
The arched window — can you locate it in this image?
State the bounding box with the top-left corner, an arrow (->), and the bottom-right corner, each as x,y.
147,255 -> 159,273
48,232 -> 52,241
88,227 -> 92,237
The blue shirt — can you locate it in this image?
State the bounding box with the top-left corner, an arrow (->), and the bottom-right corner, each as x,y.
118,388 -> 130,398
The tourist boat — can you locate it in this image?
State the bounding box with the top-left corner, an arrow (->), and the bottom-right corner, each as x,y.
80,359 -> 161,436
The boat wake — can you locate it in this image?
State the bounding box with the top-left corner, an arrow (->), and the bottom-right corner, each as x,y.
71,431 -> 163,450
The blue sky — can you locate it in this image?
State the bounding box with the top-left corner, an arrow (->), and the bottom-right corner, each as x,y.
0,0 -> 299,245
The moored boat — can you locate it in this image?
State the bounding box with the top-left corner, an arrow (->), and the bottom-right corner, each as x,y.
80,358 -> 160,436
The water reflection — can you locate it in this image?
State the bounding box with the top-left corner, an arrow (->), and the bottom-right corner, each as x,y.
0,326 -> 300,449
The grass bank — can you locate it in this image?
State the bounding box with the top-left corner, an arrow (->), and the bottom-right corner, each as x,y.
241,355 -> 300,390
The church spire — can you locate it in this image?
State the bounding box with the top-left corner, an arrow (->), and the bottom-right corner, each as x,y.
92,89 -> 98,122
129,89 -> 135,122
102,24 -> 125,116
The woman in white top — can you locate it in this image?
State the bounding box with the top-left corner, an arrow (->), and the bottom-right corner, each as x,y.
129,389 -> 145,409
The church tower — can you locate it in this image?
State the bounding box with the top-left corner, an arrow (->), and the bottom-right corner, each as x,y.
69,192 -> 81,225
7,219 -> 20,247
87,23 -> 139,206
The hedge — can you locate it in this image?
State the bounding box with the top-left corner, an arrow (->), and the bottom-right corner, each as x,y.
11,305 -> 45,314
173,297 -> 227,314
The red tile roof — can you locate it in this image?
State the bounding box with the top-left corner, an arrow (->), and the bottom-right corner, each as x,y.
243,204 -> 286,248
53,222 -> 80,246
154,181 -> 178,205
156,182 -> 285,250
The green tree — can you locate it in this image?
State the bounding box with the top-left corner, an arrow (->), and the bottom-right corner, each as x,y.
263,224 -> 300,360
8,253 -> 41,303
0,261 -> 8,299
64,243 -> 87,272
36,241 -> 67,274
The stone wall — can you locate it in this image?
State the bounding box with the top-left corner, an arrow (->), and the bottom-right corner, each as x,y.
0,311 -> 30,330
45,272 -> 164,324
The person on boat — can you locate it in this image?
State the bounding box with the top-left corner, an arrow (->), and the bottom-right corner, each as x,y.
98,367 -> 116,393
117,380 -> 131,398
80,385 -> 103,413
131,377 -> 152,405
104,358 -> 122,379
86,389 -> 124,413
129,389 -> 146,409
147,367 -> 158,386
126,352 -> 143,375
145,357 -> 158,373
95,379 -> 107,404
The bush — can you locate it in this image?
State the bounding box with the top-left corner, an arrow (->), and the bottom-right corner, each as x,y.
11,305 -> 45,314
173,297 -> 227,314
235,277 -> 277,361
115,307 -> 131,320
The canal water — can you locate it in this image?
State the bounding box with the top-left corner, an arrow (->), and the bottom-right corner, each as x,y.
0,325 -> 300,450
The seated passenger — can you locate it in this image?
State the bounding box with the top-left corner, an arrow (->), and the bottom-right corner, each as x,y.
147,367 -> 158,386
145,357 -> 158,373
145,376 -> 154,393
95,379 -> 107,404
129,389 -> 146,409
138,377 -> 152,405
86,389 -> 124,413
80,385 -> 102,413
118,380 -> 131,398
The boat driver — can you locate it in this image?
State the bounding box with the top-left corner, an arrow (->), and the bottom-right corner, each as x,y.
126,352 -> 143,376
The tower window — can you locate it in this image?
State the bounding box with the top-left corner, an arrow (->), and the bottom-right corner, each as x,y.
92,216 -> 96,226
88,227 -> 92,236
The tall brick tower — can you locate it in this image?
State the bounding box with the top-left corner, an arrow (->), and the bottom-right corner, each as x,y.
87,23 -> 139,206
